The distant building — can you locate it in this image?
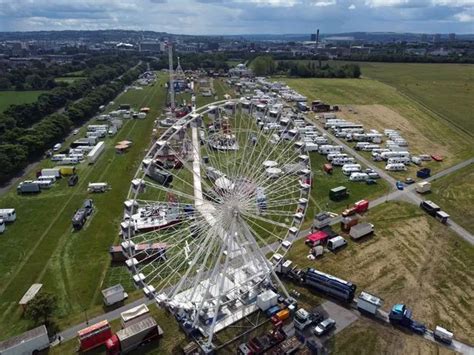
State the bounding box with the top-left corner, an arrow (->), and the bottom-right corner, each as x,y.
228,63 -> 252,78
139,41 -> 163,53
449,33 -> 456,41
310,34 -> 317,41
421,34 -> 428,42
433,34 -> 441,43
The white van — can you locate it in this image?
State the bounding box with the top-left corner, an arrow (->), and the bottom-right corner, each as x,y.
349,172 -> 369,181
38,175 -> 56,183
385,163 -> 407,171
53,143 -> 62,151
327,236 -> 347,251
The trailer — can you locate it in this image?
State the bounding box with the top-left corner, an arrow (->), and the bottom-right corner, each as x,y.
17,181 -> 41,194
329,186 -> 348,201
102,284 -> 128,306
313,211 -> 332,229
0,209 -> 16,222
357,292 -> 383,315
433,326 -> 453,345
88,182 -> 109,193
105,317 -> 163,355
41,168 -> 61,178
415,181 -> 431,194
420,200 -> 440,216
385,163 -> 407,171
87,141 -> 105,164
0,325 -> 49,355
304,268 -> 356,303
435,211 -> 450,224
349,172 -> 369,181
349,223 -> 374,240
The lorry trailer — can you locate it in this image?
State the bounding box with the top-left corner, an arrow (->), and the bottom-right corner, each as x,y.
349,223 -> 374,240
78,320 -> 113,352
105,317 -> 163,355
356,292 -> 383,315
303,268 -> 356,302
0,325 -> 49,355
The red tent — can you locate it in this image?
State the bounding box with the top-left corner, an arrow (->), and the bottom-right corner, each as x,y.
305,231 -> 329,245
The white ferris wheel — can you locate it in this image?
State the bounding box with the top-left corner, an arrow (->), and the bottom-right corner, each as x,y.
121,98 -> 311,348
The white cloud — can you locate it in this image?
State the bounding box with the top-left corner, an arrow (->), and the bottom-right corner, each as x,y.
348,3 -> 356,9
233,0 -> 299,6
312,0 -> 337,6
454,11 -> 474,20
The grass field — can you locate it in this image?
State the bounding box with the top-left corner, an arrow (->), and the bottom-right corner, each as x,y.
0,90 -> 47,112
357,62 -> 474,136
281,76 -> 473,172
0,76 -> 169,338
0,75 -> 237,340
428,163 -> 474,234
284,201 -> 474,344
329,318 -> 456,355
55,76 -> 87,83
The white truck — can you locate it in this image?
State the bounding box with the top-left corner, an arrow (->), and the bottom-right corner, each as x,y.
356,292 -> 384,315
350,223 -> 374,239
416,181 -> 431,194
0,325 -> 49,354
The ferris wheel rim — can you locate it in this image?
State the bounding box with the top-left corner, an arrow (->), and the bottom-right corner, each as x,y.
122,98 -> 311,314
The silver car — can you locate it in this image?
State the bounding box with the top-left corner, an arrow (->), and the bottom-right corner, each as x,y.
313,318 -> 336,336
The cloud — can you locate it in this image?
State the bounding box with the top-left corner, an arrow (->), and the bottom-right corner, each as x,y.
312,0 -> 337,6
454,10 -> 474,21
0,0 -> 472,34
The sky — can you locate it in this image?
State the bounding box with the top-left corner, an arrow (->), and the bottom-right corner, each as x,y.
0,0 -> 472,35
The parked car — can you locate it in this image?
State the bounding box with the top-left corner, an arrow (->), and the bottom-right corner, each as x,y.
72,129 -> 80,135
405,177 -> 415,185
68,174 -> 79,186
366,179 -> 377,185
83,199 -> 94,216
314,318 -> 336,336
396,181 -> 404,190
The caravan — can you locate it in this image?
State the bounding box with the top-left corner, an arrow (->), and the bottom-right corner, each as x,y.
360,144 -> 381,152
319,145 -> 343,155
342,164 -> 361,175
381,151 -> 410,160
332,157 -> 356,166
385,163 -> 407,171
349,172 -> 369,181
327,153 -> 348,161
387,157 -> 410,165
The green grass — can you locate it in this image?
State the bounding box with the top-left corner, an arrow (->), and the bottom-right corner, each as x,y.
357,62 -> 474,136
280,76 -> 473,167
55,76 -> 87,83
428,163 -> 474,234
0,73 -> 170,339
0,90 -> 47,112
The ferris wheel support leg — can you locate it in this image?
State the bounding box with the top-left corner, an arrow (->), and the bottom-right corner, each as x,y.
240,218 -> 291,299
205,231 -> 233,348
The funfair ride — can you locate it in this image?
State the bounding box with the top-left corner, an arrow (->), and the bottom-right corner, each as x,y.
121,98 -> 311,350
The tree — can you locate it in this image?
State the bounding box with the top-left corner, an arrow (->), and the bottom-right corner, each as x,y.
251,56 -> 276,76
0,77 -> 12,90
24,292 -> 57,325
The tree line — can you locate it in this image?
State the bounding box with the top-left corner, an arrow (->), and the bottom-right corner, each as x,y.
250,56 -> 361,78
0,58 -> 145,184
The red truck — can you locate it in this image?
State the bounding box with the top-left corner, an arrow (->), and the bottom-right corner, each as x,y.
78,320 -> 113,352
342,199 -> 369,217
105,317 -> 163,355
